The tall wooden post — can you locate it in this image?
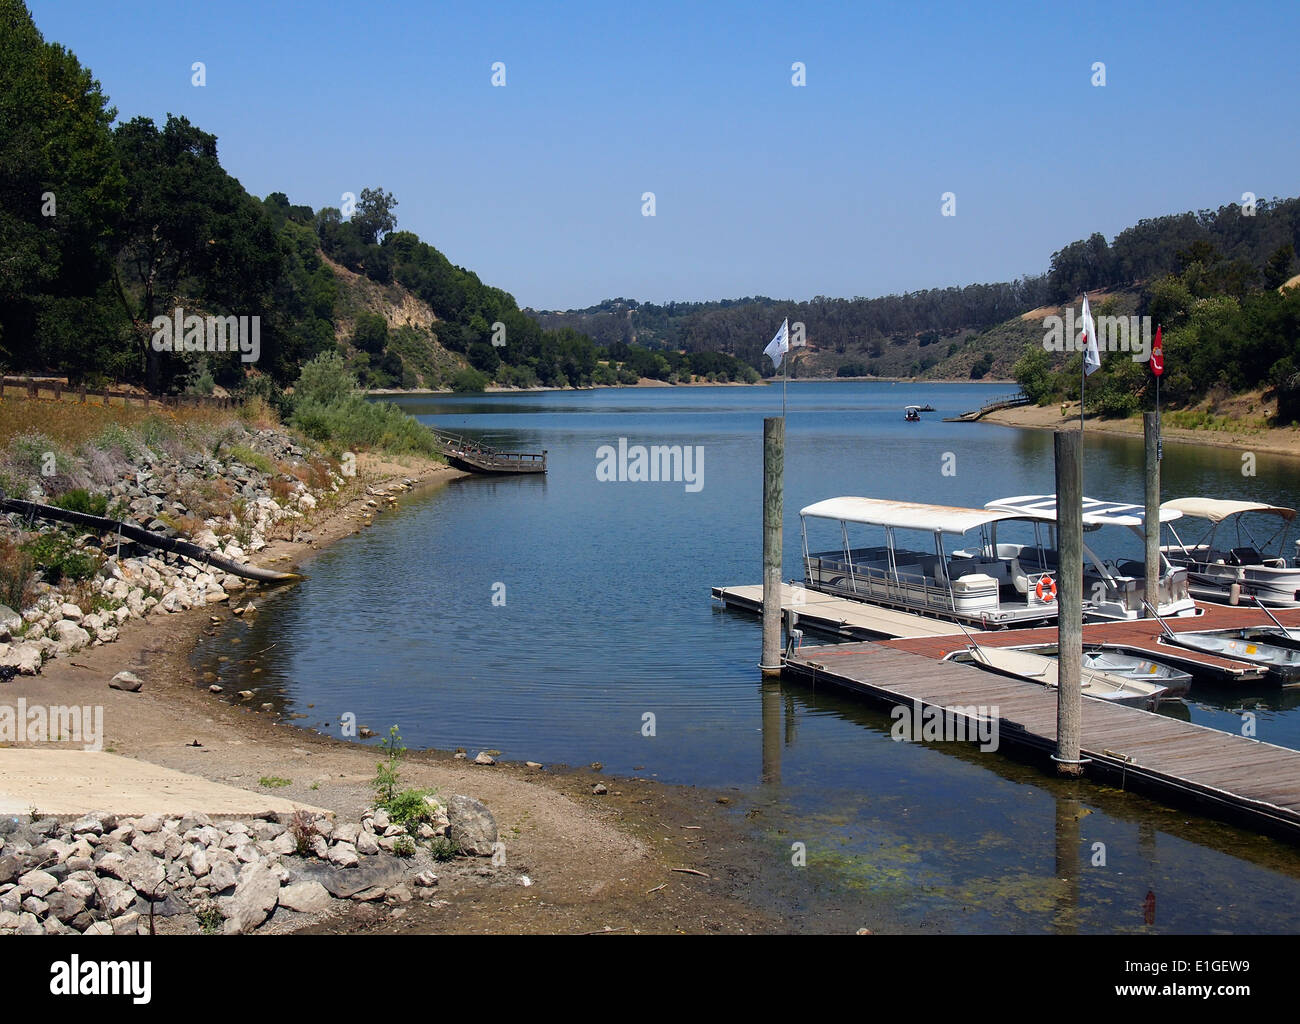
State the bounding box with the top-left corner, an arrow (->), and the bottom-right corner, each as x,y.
1054,430 -> 1084,776
1143,412 -> 1160,616
760,417 -> 784,676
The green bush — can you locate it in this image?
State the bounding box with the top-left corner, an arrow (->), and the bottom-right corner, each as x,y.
291,395 -> 441,458
451,368 -> 489,393
22,530 -> 101,585
294,351 -> 356,406
51,489 -> 109,517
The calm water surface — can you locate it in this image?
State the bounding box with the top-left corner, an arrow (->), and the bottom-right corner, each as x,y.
194,382 -> 1300,933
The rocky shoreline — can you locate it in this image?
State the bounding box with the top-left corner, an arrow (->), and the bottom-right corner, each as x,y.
0,793 -> 504,936
1,425 -> 419,679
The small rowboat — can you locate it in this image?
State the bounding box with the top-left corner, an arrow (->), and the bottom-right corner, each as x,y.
1166,630 -> 1300,682
1082,648 -> 1192,697
959,645 -> 1170,708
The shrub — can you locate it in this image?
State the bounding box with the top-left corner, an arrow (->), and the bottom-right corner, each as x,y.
51,488 -> 109,517
226,444 -> 273,474
451,368 -> 489,393
23,530 -> 100,585
294,351 -> 356,406
288,810 -> 318,854
0,536 -> 36,610
291,396 -> 441,458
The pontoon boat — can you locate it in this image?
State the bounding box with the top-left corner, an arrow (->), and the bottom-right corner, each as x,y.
1159,498 -> 1300,607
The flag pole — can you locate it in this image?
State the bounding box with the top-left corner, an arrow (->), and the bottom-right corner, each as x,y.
1155,325 -> 1162,461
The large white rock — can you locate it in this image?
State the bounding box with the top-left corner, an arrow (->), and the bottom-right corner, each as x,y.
278,880 -> 333,914
220,862 -> 280,934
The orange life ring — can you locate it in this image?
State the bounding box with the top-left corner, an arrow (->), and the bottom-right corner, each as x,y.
1035,575 -> 1057,603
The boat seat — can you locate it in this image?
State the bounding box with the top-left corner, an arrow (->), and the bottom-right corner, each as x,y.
947,557 -> 980,581
1230,547 -> 1263,566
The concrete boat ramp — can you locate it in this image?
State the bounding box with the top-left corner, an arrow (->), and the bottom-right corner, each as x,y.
0,749 -> 327,818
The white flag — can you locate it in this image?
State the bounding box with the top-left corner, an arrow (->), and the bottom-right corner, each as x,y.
764,318 -> 790,369
1081,294 -> 1101,376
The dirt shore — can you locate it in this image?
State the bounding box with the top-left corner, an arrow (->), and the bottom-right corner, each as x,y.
981,401 -> 1300,459
5,453 -> 792,934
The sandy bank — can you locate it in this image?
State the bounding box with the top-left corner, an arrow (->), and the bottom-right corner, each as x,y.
980,401 -> 1300,460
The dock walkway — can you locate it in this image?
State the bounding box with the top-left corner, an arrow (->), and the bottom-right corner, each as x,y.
784,641 -> 1300,841
712,583 -> 964,640
428,428 -> 546,474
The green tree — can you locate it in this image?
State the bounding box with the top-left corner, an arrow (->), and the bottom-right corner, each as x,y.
353,187 -> 398,246
0,0 -> 126,373
294,351 -> 355,405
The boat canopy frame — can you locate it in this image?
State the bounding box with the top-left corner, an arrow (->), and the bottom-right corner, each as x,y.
1160,498 -> 1297,567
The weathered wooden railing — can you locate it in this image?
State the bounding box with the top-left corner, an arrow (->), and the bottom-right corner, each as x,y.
0,376 -> 234,409
427,427 -> 547,474
944,390 -> 1031,422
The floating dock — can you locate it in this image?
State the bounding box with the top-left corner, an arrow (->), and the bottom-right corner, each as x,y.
715,583 -> 1300,683
712,583 -> 964,640
783,641 -> 1300,842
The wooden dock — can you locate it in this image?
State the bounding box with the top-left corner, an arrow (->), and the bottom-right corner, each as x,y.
884,602 -> 1300,685
428,428 -> 546,474
712,583 -> 964,640
784,641 -> 1300,842
716,582 -> 1300,683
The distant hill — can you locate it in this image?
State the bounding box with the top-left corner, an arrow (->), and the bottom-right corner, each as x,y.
529,198 -> 1300,390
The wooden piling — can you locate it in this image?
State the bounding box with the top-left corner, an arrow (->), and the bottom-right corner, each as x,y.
1144,412 -> 1160,616
760,417 -> 784,675
1054,430 -> 1084,776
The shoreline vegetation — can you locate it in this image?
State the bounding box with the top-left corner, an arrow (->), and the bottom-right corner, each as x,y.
0,390 -> 788,935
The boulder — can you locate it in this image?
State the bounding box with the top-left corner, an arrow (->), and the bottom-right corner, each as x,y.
447,795 -> 498,856
18,869 -> 58,898
44,890 -> 87,923
328,842 -> 358,868
99,850 -> 165,896
109,670 -> 143,692
0,642 -> 42,675
52,620 -> 91,649
278,880 -> 333,914
356,831 -> 380,856
95,878 -> 137,916
220,862 -> 280,934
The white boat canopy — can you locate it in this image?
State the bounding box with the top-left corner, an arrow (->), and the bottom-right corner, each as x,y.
1161,497 -> 1297,523
800,497 -> 1024,535
986,494 -> 1184,526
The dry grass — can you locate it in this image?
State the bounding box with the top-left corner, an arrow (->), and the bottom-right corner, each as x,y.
0,396 -> 235,450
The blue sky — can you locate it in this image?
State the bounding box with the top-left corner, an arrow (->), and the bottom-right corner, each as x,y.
28,0 -> 1300,310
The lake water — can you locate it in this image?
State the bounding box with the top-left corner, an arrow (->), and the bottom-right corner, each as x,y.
194,382 -> 1300,933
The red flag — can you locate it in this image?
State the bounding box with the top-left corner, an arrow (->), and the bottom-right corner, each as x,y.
1150,325 -> 1164,377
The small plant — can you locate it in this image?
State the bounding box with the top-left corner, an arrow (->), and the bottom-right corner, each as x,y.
288,809 -> 318,854
427,836 -> 457,862
194,897 -> 223,934
385,787 -> 439,829
372,725 -> 405,807
0,535 -> 36,610
226,444 -> 273,475
51,488 -> 110,517
28,805 -> 39,822
392,835 -> 416,858
258,775 -> 291,789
